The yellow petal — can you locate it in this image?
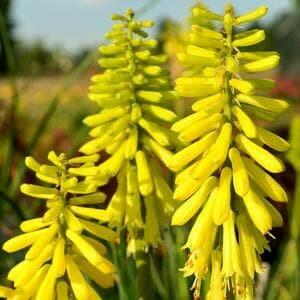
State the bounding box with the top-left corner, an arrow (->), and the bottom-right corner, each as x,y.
242,156 -> 287,202
229,147 -> 249,196
243,189 -> 272,234
66,254 -> 90,300
52,238 -> 66,277
172,176 -> 217,225
210,123 -> 232,164
235,134 -> 285,173
213,168 -> 232,225
135,150 -> 153,196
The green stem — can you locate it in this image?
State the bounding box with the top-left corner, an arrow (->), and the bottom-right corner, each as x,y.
0,188 -> 25,220
291,170 -> 300,240
136,238 -> 154,300
0,10 -> 19,188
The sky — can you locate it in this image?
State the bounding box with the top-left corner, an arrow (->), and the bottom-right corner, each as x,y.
12,0 -> 292,53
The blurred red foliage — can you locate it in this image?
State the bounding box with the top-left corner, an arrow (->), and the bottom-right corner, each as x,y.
272,76 -> 300,99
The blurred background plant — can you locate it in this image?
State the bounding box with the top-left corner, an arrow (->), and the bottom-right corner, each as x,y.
0,0 -> 299,299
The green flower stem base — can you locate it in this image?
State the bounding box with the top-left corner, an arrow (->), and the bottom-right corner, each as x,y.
136,239 -> 154,300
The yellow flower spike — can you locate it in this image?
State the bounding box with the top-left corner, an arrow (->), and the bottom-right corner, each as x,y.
171,4 -> 288,298
229,148 -> 249,197
80,10 -> 177,249
213,167 -> 232,225
1,152 -> 116,299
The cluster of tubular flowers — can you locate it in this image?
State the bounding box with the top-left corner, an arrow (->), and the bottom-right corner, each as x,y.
0,152 -> 117,300
79,9 -> 177,248
169,4 -> 290,299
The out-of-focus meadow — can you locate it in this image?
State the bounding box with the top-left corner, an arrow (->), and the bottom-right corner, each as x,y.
0,0 -> 300,299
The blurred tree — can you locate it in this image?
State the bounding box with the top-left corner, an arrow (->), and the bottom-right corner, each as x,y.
15,40 -> 73,74
271,11 -> 300,75
0,0 -> 14,74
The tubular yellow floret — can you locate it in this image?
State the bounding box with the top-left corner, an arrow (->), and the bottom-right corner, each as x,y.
170,4 -> 288,299
213,168 -> 232,225
229,147 -> 249,197
235,6 -> 268,25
